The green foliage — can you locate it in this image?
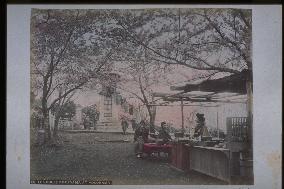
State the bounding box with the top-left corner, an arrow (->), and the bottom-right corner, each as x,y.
61,101 -> 76,119
52,101 -> 76,119
82,104 -> 100,124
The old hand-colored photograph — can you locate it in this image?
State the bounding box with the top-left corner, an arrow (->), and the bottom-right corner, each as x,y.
30,8 -> 253,185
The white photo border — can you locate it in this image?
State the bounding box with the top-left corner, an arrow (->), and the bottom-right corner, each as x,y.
7,4 -> 282,189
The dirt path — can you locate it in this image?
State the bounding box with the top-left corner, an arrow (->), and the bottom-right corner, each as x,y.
31,132 -> 226,185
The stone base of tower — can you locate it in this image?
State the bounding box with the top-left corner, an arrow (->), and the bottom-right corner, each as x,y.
96,123 -> 121,132
96,122 -> 134,133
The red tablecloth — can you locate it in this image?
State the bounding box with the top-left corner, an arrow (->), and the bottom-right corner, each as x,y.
143,143 -> 172,154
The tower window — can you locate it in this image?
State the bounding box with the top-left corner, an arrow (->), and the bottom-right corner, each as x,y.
104,96 -> 112,110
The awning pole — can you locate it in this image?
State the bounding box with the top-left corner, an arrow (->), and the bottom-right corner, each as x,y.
217,110 -> 219,139
181,98 -> 184,132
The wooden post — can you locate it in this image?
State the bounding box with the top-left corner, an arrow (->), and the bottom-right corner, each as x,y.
151,95 -> 156,124
150,95 -> 156,132
217,110 -> 219,139
181,98 -> 184,132
246,79 -> 253,155
178,8 -> 181,42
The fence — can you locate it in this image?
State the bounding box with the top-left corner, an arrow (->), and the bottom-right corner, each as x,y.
59,118 -> 74,130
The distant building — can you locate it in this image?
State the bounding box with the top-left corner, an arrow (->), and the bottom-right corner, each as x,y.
95,73 -> 144,132
95,87 -> 143,132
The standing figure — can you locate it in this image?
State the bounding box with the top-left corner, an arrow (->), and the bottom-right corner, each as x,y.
83,116 -> 91,130
131,119 -> 136,131
93,110 -> 100,130
194,113 -> 205,140
121,118 -> 129,135
134,120 -> 149,158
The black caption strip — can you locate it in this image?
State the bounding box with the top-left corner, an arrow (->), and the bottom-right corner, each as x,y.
30,180 -> 112,185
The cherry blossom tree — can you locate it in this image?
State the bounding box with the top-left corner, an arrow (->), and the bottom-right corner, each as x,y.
105,8 -> 251,74
31,9 -> 115,141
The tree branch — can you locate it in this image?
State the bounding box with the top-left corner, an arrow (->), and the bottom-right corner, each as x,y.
117,86 -> 145,103
48,81 -> 86,111
46,82 -> 64,99
32,62 -> 45,77
237,10 -> 251,29
117,19 -> 240,74
138,76 -> 150,106
202,11 -> 250,66
150,56 -> 240,74
35,10 -> 50,28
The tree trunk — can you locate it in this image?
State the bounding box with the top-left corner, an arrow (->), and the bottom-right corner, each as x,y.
42,98 -> 51,142
152,106 -> 156,125
42,74 -> 52,142
146,105 -> 155,132
53,115 -> 60,138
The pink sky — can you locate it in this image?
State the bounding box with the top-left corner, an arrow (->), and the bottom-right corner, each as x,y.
73,63 -> 247,132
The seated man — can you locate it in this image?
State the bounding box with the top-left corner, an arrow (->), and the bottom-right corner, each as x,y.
148,128 -> 159,143
158,122 -> 172,144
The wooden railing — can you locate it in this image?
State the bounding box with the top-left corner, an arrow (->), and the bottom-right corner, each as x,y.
58,118 -> 73,130
189,146 -> 231,183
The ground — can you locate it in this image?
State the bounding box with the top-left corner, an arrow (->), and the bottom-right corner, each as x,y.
31,132 -> 227,185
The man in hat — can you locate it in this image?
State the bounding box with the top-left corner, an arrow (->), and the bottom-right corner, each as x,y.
194,113 -> 205,139
158,121 -> 172,144
131,119 -> 137,131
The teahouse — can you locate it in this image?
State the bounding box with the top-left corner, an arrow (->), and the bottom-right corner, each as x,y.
148,69 -> 253,184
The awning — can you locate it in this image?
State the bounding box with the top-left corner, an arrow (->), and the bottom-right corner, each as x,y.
150,70 -> 251,105
171,69 -> 251,95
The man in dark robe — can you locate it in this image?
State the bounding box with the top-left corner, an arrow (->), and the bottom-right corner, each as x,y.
194,113 -> 205,138
121,118 -> 129,135
134,120 -> 149,158
158,122 -> 172,144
